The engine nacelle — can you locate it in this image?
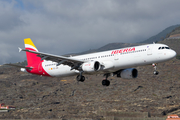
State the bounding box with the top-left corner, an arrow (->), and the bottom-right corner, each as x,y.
82,61 -> 100,72
21,68 -> 27,72
117,68 -> 138,79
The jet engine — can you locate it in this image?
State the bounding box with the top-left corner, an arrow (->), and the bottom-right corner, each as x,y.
82,61 -> 100,72
117,68 -> 138,79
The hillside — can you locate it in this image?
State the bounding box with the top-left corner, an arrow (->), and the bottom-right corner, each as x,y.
1,57 -> 180,119
1,25 -> 180,119
141,24 -> 180,43
1,39 -> 180,119
166,26 -> 180,39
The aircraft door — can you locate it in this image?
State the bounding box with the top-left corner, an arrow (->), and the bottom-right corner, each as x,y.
114,53 -> 119,60
147,45 -> 154,55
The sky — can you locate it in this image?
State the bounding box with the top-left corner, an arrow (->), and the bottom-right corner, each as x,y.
1,0 -> 180,64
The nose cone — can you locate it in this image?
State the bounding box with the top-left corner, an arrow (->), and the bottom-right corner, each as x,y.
169,50 -> 176,58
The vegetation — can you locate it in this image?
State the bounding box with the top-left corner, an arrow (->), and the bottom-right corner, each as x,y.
2,60 -> 27,68
15,60 -> 27,66
142,24 -> 180,43
166,26 -> 180,37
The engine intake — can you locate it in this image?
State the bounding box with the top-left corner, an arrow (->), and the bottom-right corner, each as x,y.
82,61 -> 100,72
117,68 -> 138,79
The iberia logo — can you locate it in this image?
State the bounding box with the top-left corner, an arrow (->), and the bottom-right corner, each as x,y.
111,47 -> 135,54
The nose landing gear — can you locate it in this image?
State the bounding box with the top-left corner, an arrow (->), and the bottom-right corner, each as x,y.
152,63 -> 159,75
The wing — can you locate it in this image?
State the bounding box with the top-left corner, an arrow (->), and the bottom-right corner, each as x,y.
21,48 -> 84,70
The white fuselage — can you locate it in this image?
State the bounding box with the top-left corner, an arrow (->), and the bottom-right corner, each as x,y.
41,43 -> 176,77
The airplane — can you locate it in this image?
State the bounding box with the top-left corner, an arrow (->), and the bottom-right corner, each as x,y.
5,38 -> 176,86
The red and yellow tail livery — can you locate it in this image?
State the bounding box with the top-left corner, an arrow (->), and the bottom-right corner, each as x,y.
24,38 -> 41,67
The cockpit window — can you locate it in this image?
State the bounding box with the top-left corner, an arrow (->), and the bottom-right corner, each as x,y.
158,46 -> 170,50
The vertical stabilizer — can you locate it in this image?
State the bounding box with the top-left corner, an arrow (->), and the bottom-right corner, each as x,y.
24,38 -> 41,66
24,38 -> 38,52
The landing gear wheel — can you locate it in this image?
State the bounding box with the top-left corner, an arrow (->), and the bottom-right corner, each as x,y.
76,75 -> 81,81
80,76 -> 85,82
102,80 -> 110,86
152,63 -> 159,75
153,71 -> 159,75
76,75 -> 85,82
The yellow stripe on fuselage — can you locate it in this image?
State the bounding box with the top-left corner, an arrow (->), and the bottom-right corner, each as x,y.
24,38 -> 37,49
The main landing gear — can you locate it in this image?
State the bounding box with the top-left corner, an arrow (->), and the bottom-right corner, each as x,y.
152,63 -> 159,75
76,75 -> 85,82
76,73 -> 111,86
102,73 -> 110,86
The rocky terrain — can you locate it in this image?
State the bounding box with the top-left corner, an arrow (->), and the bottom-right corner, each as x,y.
0,48 -> 180,119
0,28 -> 180,119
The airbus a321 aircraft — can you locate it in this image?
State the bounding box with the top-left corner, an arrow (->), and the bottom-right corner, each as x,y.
6,38 -> 176,86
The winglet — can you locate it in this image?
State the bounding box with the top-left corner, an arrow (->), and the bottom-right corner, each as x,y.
18,47 -> 22,52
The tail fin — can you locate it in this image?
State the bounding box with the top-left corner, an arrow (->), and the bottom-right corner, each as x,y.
24,38 -> 41,66
24,38 -> 38,52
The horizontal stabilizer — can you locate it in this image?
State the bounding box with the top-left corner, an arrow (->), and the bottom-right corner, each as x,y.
18,47 -> 22,52
4,64 -> 33,70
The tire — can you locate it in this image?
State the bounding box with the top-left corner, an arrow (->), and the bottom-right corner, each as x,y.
102,80 -> 110,86
80,76 -> 85,82
154,71 -> 159,75
76,75 -> 81,81
76,75 -> 85,82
